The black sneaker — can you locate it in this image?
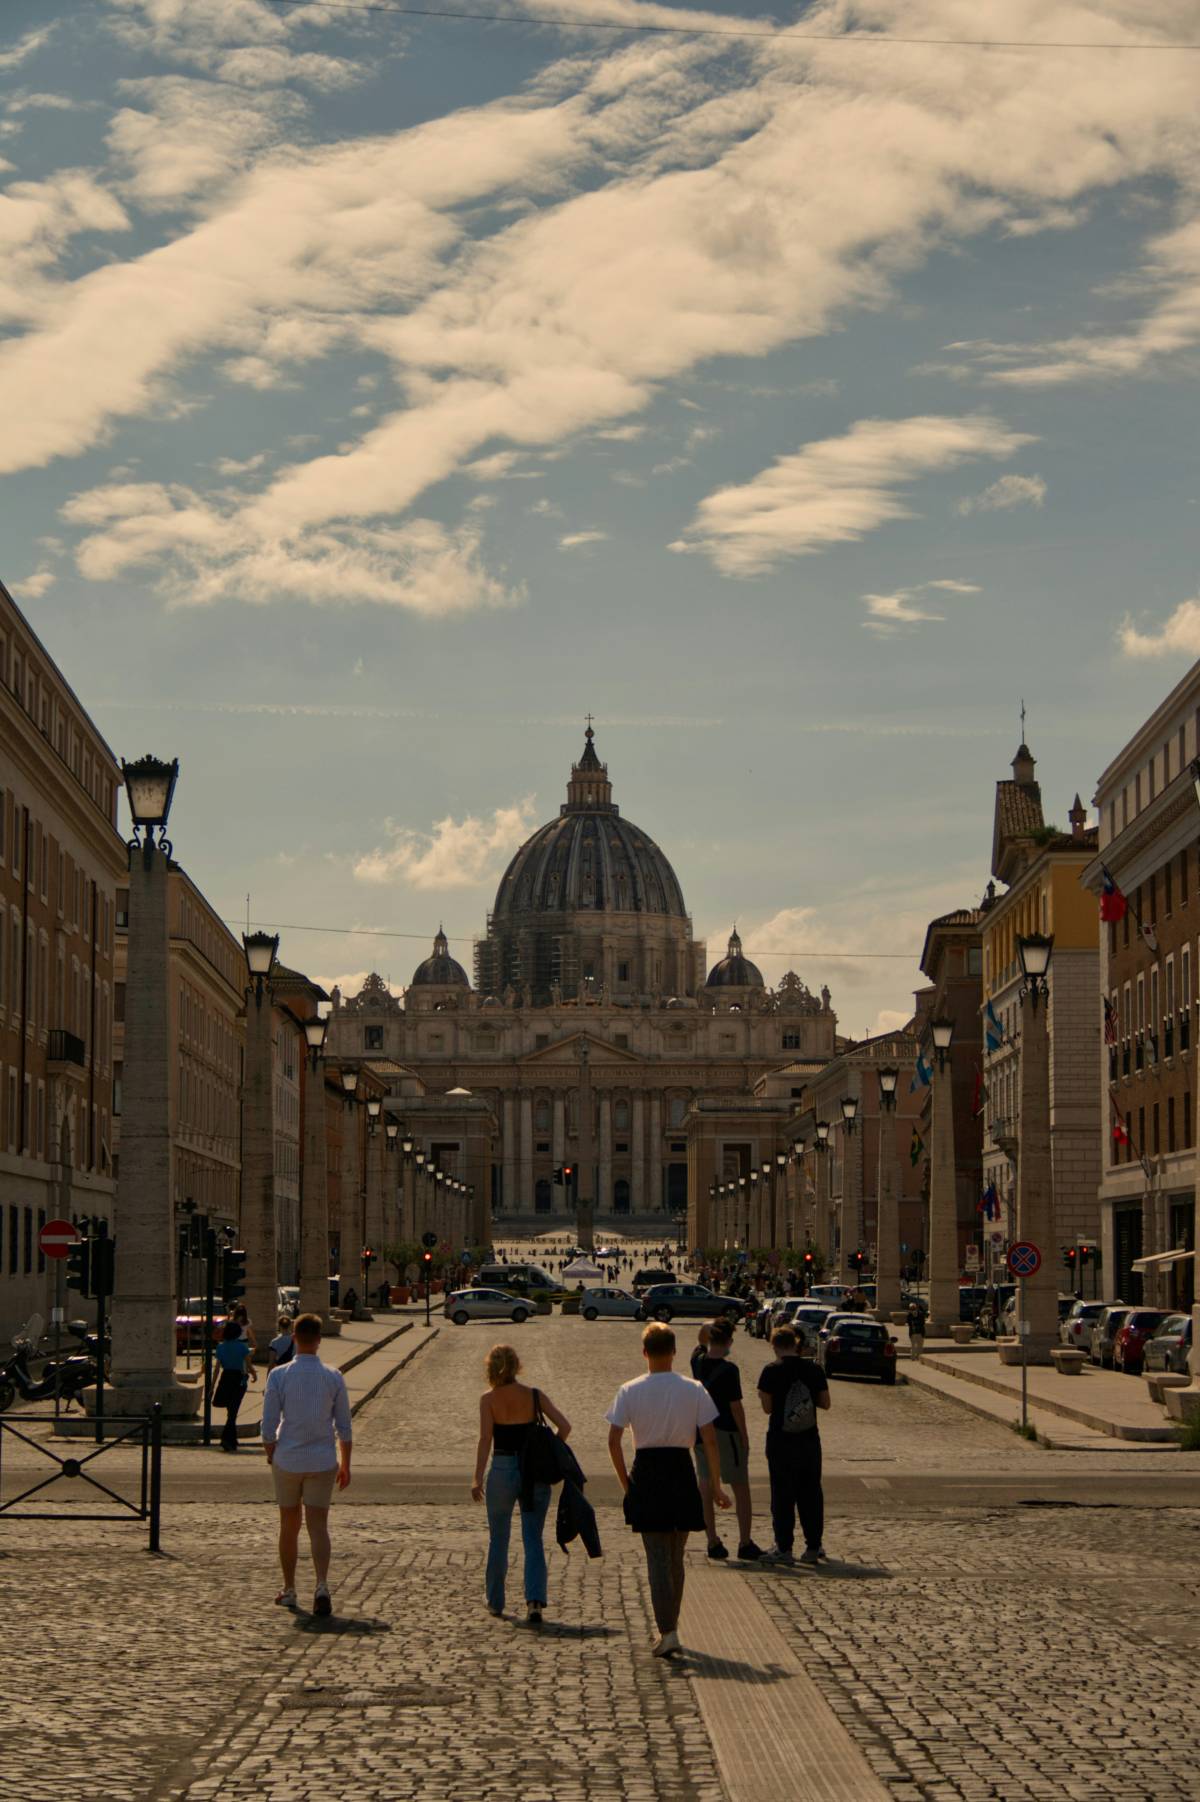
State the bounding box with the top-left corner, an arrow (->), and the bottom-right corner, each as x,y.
706,1540 -> 729,1561
798,1546 -> 821,1565
736,1540 -> 763,1561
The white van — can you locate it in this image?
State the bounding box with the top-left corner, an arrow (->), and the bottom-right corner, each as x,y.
476,1262 -> 561,1294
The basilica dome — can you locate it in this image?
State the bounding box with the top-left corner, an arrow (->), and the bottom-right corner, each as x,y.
410,927 -> 470,988
705,928 -> 764,989
491,727 -> 687,922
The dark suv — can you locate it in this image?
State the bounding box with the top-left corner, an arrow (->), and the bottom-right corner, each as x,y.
631,1268 -> 676,1296
642,1283 -> 744,1323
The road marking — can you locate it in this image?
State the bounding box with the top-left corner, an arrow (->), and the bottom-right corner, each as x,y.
861,1477 -> 892,1490
683,1565 -> 891,1802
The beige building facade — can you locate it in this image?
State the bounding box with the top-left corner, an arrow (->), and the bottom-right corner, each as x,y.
0,578 -> 125,1339
327,729 -> 840,1236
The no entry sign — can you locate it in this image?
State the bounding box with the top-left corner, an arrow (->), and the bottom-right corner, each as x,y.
1007,1240 -> 1042,1278
39,1218 -> 79,1260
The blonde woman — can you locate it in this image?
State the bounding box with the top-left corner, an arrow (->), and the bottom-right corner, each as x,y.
472,1343 -> 571,1624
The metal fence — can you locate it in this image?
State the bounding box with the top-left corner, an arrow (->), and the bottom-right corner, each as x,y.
0,1405 -> 163,1552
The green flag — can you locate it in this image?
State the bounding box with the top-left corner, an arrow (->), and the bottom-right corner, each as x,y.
910,1126 -> 925,1167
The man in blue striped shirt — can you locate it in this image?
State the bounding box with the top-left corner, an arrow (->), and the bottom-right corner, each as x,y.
262,1313 -> 352,1617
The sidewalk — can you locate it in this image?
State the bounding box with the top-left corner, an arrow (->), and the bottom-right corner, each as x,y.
904,1337 -> 1180,1447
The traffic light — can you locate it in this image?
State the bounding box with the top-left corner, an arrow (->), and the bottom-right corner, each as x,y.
92,1235 -> 115,1298
849,1250 -> 865,1273
1079,1244 -> 1098,1266
803,1251 -> 814,1268
1063,1246 -> 1077,1273
221,1246 -> 247,1305
563,1164 -> 574,1185
67,1236 -> 91,1295
362,1247 -> 375,1270
421,1248 -> 434,1273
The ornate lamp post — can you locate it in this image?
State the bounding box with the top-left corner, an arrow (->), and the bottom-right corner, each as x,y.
839,1095 -> 859,1283
926,1017 -> 958,1336
1015,934 -> 1058,1361
298,1015 -> 332,1324
791,1137 -> 807,1250
876,1065 -> 901,1317
738,1175 -> 748,1249
774,1152 -> 786,1251
241,928 -> 280,1349
814,1120 -> 831,1269
749,1170 -> 759,1252
109,756 -> 199,1419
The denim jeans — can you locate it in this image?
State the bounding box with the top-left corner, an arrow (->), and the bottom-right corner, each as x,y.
485,1454 -> 550,1611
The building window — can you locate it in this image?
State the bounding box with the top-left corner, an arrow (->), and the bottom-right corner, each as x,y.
6,1205 -> 14,1274
968,946 -> 983,975
534,1033 -> 549,1049
536,1141 -> 550,1153
1186,1092 -> 1192,1150
1182,849 -> 1190,909
1168,1096 -> 1176,1154
23,1207 -> 32,1275
669,1098 -> 687,1127
614,1033 -> 628,1049
791,1087 -> 804,1098
782,1031 -> 801,1050
36,1207 -> 45,1275
1165,860 -> 1173,916
364,1026 -> 384,1050
1152,1103 -> 1160,1156
617,961 -> 630,983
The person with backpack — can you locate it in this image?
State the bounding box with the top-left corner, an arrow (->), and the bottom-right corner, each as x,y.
756,1323 -> 830,1565
470,1342 -> 571,1626
693,1316 -> 762,1562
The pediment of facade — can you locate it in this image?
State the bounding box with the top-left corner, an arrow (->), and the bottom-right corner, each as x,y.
516,1031 -> 643,1067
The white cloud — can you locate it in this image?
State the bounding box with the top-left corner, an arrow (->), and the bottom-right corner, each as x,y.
957,472 -> 1047,515
354,798 -> 537,890
671,415 -> 1033,576
107,76 -> 302,210
925,578 -> 981,594
559,529 -> 608,548
1119,598 -> 1200,660
0,26 -> 56,72
13,569 -> 56,599
212,450 -> 267,476
863,590 -> 944,633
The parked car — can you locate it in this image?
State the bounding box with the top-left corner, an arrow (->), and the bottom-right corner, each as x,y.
771,1300 -> 839,1350
631,1268 -> 676,1296
641,1283 -> 744,1322
753,1297 -> 786,1338
819,1317 -> 898,1384
1060,1300 -> 1108,1351
475,1263 -> 565,1297
444,1287 -> 532,1326
1113,1309 -> 1171,1375
1090,1305 -> 1131,1367
1144,1314 -> 1192,1375
579,1287 -> 643,1321
807,1283 -> 850,1308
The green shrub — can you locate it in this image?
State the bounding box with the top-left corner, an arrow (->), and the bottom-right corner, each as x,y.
1173,1415 -> 1200,1451
560,1293 -> 581,1315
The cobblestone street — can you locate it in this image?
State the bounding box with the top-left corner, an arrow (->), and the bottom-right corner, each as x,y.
3,1317 -> 1200,1800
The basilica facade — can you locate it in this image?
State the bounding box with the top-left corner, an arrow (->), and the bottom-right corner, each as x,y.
326,729 -> 839,1226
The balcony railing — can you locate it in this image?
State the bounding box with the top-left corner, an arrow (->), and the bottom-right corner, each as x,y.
46,1029 -> 86,1067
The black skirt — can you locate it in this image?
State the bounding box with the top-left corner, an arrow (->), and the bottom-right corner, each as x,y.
622,1446 -> 704,1534
213,1369 -> 247,1409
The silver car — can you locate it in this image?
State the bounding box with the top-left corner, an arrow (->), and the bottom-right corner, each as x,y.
579,1287 -> 643,1321
1144,1314 -> 1192,1375
1060,1300 -> 1107,1351
444,1287 -> 531,1326
1090,1305 -> 1131,1368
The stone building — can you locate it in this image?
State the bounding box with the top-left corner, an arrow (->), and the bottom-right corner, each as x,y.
1084,669 -> 1200,1307
981,742 -> 1100,1288
0,578 -> 125,1340
326,727 -> 839,1232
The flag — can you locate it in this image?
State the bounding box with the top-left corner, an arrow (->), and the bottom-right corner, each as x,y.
977,1183 -> 1000,1221
985,998 -> 1005,1054
1103,998 -> 1118,1046
1141,922 -> 1159,955
910,1053 -> 932,1092
972,1067 -> 987,1118
1109,1095 -> 1129,1145
1099,868 -> 1127,923
910,1126 -> 925,1167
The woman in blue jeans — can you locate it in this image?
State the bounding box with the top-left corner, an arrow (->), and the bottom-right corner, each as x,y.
472,1343 -> 571,1624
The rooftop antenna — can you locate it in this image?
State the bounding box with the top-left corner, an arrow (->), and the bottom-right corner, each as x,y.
246,893 -> 251,932
1019,697 -> 1026,741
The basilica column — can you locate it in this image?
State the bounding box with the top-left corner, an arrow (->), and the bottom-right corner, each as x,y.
631,1094 -> 645,1212
552,1095 -> 565,1169
599,1092 -> 612,1217
502,1093 -> 516,1214
519,1093 -> 533,1214
649,1092 -> 662,1213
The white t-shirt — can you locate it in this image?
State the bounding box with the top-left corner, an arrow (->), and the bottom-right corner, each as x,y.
606,1370 -> 718,1450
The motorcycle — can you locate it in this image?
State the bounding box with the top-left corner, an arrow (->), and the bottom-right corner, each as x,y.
0,1317 -> 98,1413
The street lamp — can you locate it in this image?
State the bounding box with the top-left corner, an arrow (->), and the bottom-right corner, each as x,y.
385,1118 -> 399,1147
879,1067 -> 899,1110
1017,932 -> 1054,1008
340,1068 -> 359,1103
840,1096 -> 859,1134
303,1016 -> 327,1069
401,1133 -> 414,1157
121,754 -> 179,866
930,1017 -> 955,1072
243,930 -> 279,1008
366,1096 -> 382,1134
815,1120 -> 830,1148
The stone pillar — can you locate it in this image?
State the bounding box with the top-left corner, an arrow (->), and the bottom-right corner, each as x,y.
840,1121 -> 863,1284
599,1092 -> 612,1217
576,1041 -> 594,1251
876,1102 -> 902,1316
631,1094 -> 645,1212
364,1125 -> 385,1261
109,839 -> 198,1417
519,1093 -> 532,1213
502,1094 -> 516,1213
813,1153 -> 829,1266
1016,985 -> 1058,1360
401,1153 -> 415,1243
552,1095 -> 565,1167
241,983 -> 278,1354
926,1054 -> 959,1337
649,1092 -> 662,1213
298,1054 -> 330,1322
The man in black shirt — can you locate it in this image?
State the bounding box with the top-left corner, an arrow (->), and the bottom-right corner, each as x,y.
693,1317 -> 762,1562
756,1324 -> 830,1565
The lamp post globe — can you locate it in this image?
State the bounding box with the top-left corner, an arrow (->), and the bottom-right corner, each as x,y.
879,1065 -> 899,1107
401,1134 -> 414,1156
840,1095 -> 858,1132
303,1015 -> 327,1058
121,754 -> 179,836
340,1068 -> 359,1099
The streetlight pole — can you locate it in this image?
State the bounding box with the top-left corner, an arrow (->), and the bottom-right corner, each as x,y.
876,1066 -> 902,1317
299,1016 -> 331,1324
839,1095 -> 859,1284
1016,934 -> 1058,1362
109,755 -> 199,1421
241,928 -> 281,1354
814,1121 -> 831,1272
927,1017 -> 959,1336
774,1152 -> 786,1253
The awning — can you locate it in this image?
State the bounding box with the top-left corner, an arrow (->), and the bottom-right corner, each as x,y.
1132,1249 -> 1196,1273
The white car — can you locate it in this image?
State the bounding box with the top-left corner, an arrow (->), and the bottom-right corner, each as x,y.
444,1287 -> 532,1326
1060,1299 -> 1107,1350
579,1287 -> 643,1321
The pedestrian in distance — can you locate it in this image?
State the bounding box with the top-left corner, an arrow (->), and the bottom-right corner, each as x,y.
693,1316 -> 761,1562
606,1322 -> 731,1658
756,1324 -> 830,1566
472,1343 -> 571,1625
213,1318 -> 256,1452
268,1314 -> 295,1368
261,1312 -> 352,1618
689,1321 -> 711,1377
907,1298 -> 927,1360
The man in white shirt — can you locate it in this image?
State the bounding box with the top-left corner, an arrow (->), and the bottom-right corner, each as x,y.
261,1313 -> 352,1617
607,1322 -> 731,1657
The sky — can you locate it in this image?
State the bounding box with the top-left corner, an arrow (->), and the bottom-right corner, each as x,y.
2,0 -> 1199,1037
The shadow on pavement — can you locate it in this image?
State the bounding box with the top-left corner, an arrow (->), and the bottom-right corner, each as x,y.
668,1652 -> 792,1683
292,1614 -> 392,1636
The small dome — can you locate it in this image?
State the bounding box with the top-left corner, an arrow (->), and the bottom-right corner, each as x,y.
705,928 -> 764,990
410,927 -> 470,989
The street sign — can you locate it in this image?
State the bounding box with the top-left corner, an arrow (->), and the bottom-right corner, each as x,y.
39,1218 -> 78,1260
964,1245 -> 980,1269
460,1250 -> 472,1265
1007,1240 -> 1042,1278
421,1231 -> 438,1249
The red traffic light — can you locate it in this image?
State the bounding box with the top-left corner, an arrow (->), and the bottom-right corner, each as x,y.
421,1250 -> 433,1264
563,1165 -> 573,1177
803,1252 -> 814,1265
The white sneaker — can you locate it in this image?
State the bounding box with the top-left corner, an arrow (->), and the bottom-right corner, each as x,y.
275,1587 -> 297,1609
651,1629 -> 681,1657
762,1546 -> 796,1566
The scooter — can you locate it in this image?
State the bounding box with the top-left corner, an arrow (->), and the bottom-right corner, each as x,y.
0,1327 -> 97,1413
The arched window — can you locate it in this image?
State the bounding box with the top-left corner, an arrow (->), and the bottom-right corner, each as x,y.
614,1099 -> 630,1132
534,1098 -> 551,1132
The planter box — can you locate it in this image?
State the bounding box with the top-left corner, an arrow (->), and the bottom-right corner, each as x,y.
1049,1349 -> 1086,1376
1145,1371 -> 1190,1404
950,1323 -> 975,1345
